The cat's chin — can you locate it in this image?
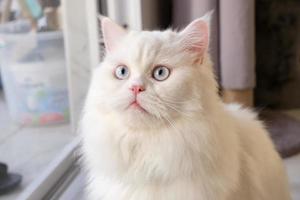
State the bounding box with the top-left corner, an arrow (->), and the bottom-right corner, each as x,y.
122,105 -> 162,128
126,105 -> 151,119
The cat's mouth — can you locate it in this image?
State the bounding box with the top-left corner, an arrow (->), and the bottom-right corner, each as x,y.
128,100 -> 148,113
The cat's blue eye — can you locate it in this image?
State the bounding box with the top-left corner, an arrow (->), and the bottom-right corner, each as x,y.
115,65 -> 130,80
152,65 -> 170,81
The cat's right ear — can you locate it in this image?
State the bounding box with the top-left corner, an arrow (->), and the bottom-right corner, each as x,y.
179,18 -> 209,60
178,12 -> 212,63
101,17 -> 127,53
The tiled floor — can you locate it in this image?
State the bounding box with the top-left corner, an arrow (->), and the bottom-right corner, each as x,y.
283,109 -> 300,200
285,154 -> 300,200
0,92 -> 74,200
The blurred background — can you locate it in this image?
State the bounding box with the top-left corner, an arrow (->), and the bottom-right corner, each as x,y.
0,0 -> 299,199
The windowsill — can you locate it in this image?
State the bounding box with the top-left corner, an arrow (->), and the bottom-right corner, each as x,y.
0,91 -> 74,200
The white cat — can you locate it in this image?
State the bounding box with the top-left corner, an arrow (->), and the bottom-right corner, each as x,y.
81,14 -> 291,200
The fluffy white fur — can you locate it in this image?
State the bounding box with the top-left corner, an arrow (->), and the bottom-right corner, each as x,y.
81,16 -> 291,200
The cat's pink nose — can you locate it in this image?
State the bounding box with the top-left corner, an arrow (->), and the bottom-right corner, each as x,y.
130,85 -> 145,95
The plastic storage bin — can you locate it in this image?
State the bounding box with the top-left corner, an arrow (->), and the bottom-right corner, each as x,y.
0,32 -> 69,125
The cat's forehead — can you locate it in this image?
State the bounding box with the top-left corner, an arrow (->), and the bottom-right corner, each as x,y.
115,30 -> 176,71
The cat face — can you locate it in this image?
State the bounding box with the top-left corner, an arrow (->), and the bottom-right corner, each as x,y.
89,17 -> 212,129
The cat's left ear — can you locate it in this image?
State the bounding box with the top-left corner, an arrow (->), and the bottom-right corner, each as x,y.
179,16 -> 210,61
101,17 -> 127,53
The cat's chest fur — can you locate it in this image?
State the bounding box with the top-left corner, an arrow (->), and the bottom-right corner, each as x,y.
82,112 -> 240,200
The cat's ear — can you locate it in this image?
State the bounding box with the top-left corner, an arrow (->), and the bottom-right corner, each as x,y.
179,17 -> 210,61
101,17 -> 127,53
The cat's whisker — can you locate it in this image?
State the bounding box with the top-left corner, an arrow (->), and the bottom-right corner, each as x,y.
141,97 -> 168,119
161,115 -> 185,141
152,90 -> 200,106
146,94 -> 199,118
146,102 -> 194,125
163,103 -> 194,118
162,97 -> 200,105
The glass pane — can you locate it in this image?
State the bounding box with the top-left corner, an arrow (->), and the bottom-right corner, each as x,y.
0,1 -> 74,199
